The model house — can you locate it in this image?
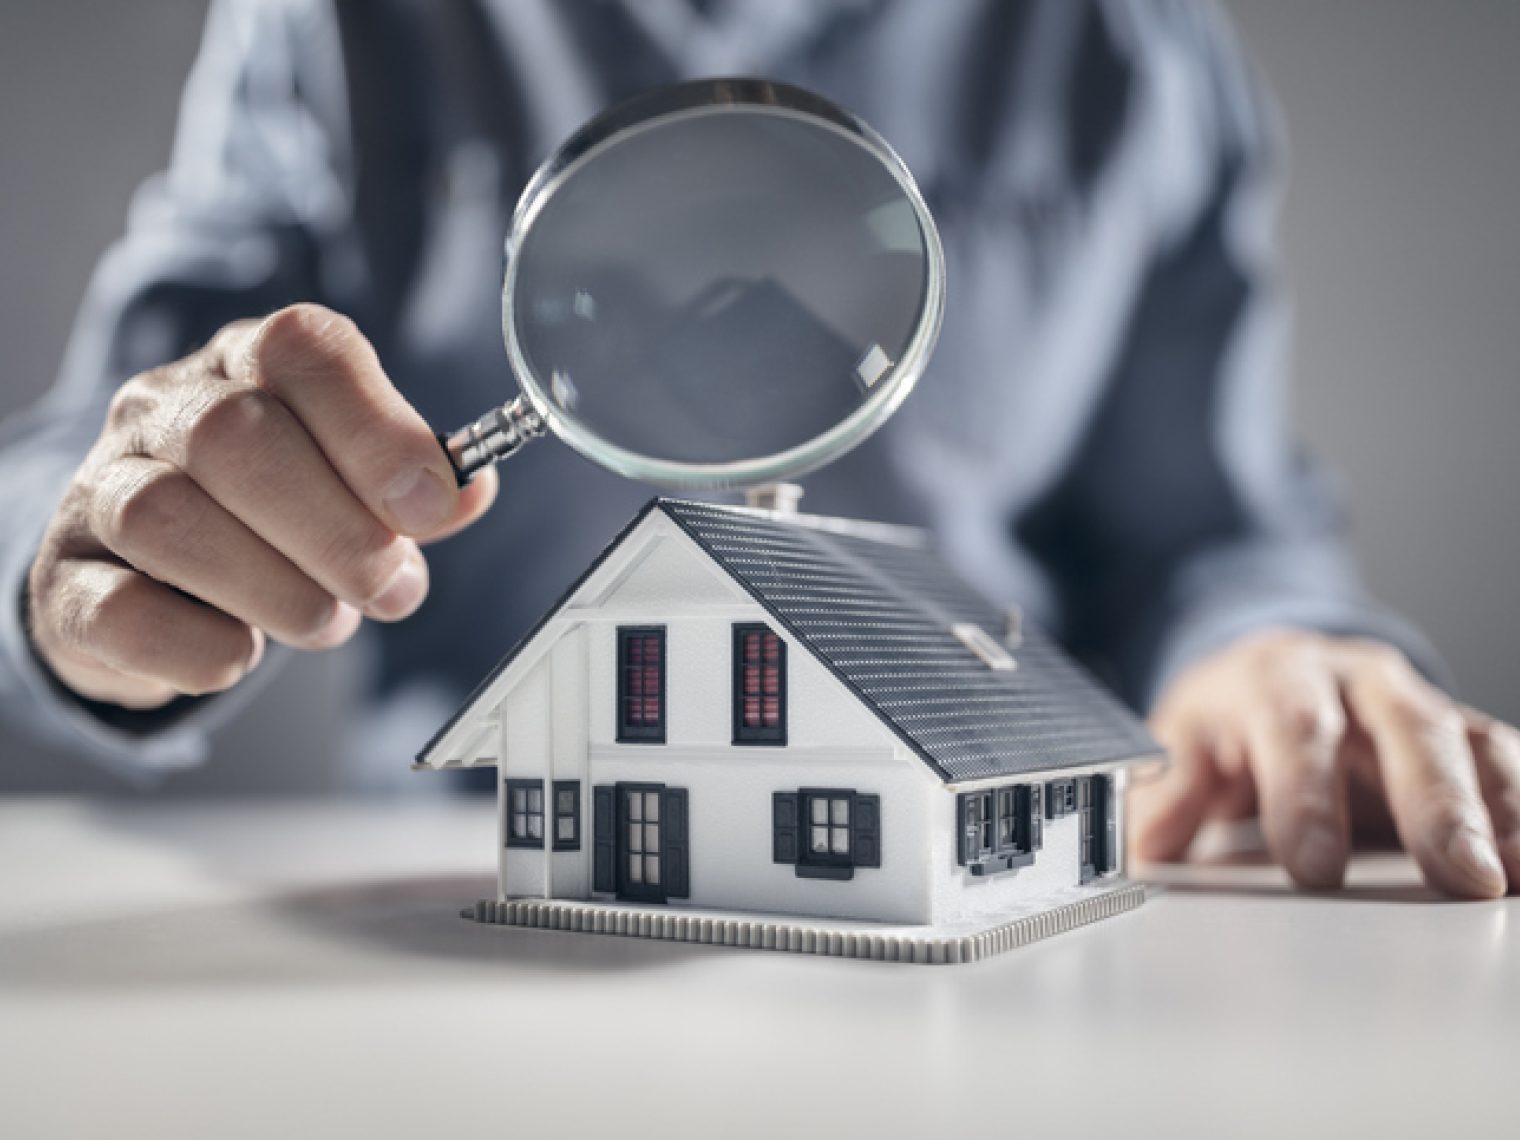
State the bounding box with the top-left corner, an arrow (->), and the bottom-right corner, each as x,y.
415,496 -> 1161,963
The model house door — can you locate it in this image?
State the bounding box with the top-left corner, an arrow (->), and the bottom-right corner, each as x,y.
1077,775 -> 1117,883
618,784 -> 665,903
605,783 -> 690,904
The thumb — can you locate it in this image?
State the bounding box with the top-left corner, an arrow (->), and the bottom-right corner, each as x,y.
418,465 -> 499,545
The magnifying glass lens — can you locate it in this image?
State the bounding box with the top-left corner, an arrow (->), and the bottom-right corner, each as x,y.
512,108 -> 931,467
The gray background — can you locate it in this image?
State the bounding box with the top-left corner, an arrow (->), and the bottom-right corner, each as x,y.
2,1 -> 1516,790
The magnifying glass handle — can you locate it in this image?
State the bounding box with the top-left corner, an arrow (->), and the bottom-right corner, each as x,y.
439,395 -> 547,485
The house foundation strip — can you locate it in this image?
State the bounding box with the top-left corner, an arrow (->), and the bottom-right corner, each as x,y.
463,882 -> 1145,965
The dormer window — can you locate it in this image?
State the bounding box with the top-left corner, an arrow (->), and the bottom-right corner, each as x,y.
733,623 -> 786,744
617,626 -> 666,743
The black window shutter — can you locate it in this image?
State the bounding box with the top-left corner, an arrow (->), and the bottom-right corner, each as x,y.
852,793 -> 881,868
956,792 -> 975,866
1031,784 -> 1044,849
662,787 -> 690,898
592,785 -> 616,893
1098,774 -> 1117,874
1015,784 -> 1042,852
772,792 -> 800,864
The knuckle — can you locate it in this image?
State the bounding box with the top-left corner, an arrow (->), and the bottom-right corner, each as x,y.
27,512 -> 74,599
172,617 -> 257,695
1384,689 -> 1462,742
1275,788 -> 1341,836
180,648 -> 251,696
1484,723 -> 1520,765
180,386 -> 282,465
103,466 -> 201,555
105,376 -> 155,431
321,531 -> 406,605
1359,640 -> 1415,683
74,572 -> 151,658
1270,693 -> 1346,753
285,592 -> 345,645
24,550 -> 70,650
251,304 -> 362,385
96,572 -> 154,636
1413,789 -> 1482,843
208,318 -> 259,359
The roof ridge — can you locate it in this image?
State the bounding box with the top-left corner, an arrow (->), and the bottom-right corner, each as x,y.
655,496 -> 931,550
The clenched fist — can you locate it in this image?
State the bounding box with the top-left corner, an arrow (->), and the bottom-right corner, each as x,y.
25,304 -> 497,710
1132,629 -> 1519,898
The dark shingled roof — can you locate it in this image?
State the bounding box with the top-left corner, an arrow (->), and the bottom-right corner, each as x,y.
658,500 -> 1159,782
419,498 -> 1160,781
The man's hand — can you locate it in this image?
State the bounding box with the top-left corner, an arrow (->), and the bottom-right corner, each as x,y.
26,304 -> 498,710
1132,629 -> 1518,898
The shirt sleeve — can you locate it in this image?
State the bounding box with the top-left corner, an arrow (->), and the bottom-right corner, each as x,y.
1015,3 -> 1446,711
0,0 -> 357,782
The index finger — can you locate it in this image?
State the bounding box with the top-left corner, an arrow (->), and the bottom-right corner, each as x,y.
1342,650 -> 1506,898
224,305 -> 463,537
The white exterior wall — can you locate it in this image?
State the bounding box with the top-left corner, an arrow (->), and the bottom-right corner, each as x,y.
928,767 -> 1130,925
548,630 -> 590,900
499,656 -> 550,899
587,747 -> 930,924
495,627 -> 590,901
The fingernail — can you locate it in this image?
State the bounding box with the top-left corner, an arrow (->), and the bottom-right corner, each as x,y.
383,468 -> 452,534
1448,829 -> 1506,897
368,550 -> 428,621
1293,823 -> 1346,888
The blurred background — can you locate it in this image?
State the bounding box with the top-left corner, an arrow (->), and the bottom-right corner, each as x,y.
2,0 -> 1516,792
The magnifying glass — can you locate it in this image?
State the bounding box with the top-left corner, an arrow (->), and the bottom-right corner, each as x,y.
440,78 -> 945,491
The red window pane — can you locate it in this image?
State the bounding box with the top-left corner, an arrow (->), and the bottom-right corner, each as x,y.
620,630 -> 664,732
738,628 -> 783,731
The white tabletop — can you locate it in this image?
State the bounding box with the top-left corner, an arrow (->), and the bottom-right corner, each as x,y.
0,796 -> 1513,1139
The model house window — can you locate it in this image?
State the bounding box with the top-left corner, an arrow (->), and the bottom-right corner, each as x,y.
506,779 -> 545,849
962,790 -> 995,863
995,787 -> 1018,849
1045,778 -> 1077,819
552,780 -> 581,851
958,782 -> 1040,874
733,623 -> 786,744
808,792 -> 853,864
617,626 -> 666,742
625,787 -> 662,888
772,788 -> 881,880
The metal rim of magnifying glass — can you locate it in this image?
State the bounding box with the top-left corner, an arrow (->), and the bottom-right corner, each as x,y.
499,78 -> 946,492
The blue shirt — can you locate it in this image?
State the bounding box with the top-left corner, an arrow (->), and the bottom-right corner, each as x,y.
0,0 -> 1437,785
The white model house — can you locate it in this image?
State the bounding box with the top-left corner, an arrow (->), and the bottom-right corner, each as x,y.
415,497 -> 1161,963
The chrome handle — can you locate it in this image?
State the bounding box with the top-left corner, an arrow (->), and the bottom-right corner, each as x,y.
440,395 -> 547,484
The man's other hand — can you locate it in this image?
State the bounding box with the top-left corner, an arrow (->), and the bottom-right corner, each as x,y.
25,304 -> 498,710
1132,629 -> 1519,898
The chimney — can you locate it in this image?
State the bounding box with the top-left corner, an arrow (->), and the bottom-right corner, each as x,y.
744,482 -> 804,515
1004,605 -> 1024,648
